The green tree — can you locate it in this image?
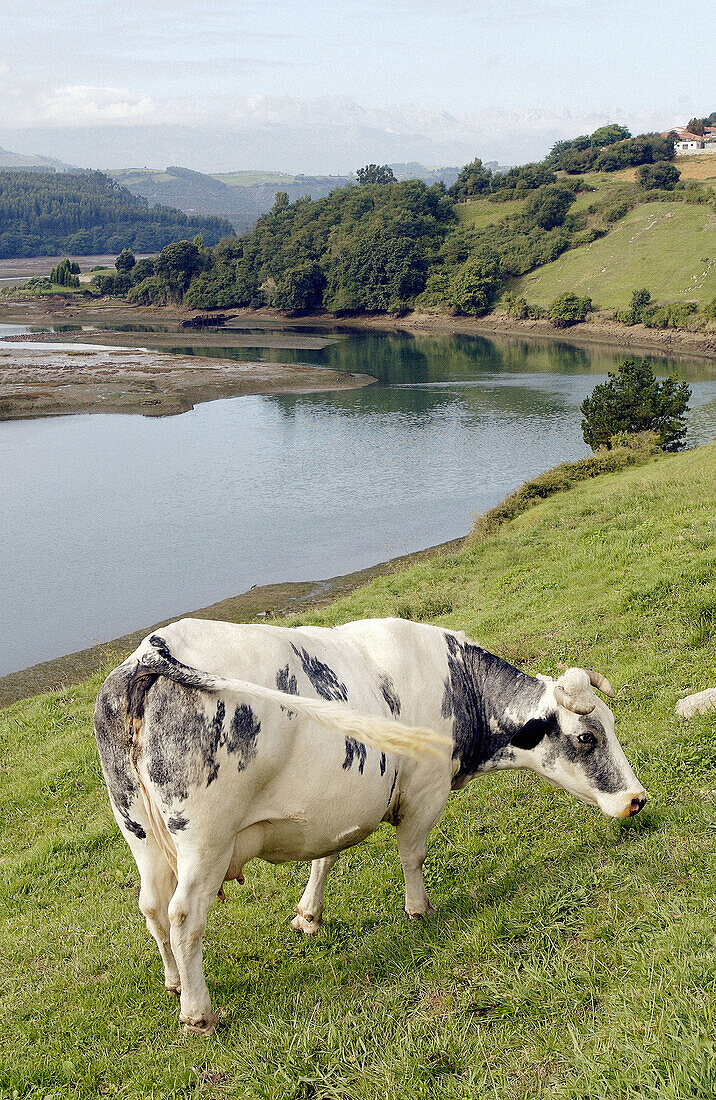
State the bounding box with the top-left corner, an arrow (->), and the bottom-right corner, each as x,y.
115,249 -> 136,273
687,118 -> 705,136
448,247 -> 501,315
356,164 -> 396,186
548,292 -> 592,327
523,184 -> 576,230
155,240 -> 202,297
637,161 -> 680,190
580,358 -> 691,452
449,159 -> 492,201
274,261 -> 326,313
589,124 -> 631,146
627,287 -> 652,323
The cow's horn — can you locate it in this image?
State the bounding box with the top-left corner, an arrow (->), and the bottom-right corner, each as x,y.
554,683 -> 596,714
554,668 -> 597,714
585,669 -> 615,698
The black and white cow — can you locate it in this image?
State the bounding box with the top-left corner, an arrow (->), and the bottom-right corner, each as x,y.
95,616 -> 646,1035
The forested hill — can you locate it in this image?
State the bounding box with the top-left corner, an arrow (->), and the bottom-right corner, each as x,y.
0,171 -> 234,258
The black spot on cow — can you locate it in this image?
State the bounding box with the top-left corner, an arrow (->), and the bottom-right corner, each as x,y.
276,664 -> 298,696
442,633 -> 546,783
168,812 -> 189,833
290,644 -> 348,702
511,715 -> 557,751
276,664 -> 299,718
94,662 -> 147,840
143,683 -> 260,802
291,644 -> 369,773
226,704 -> 261,771
380,752 -> 386,776
342,737 -> 367,774
378,673 -> 401,717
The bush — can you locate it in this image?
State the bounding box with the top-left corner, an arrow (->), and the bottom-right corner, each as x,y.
580,358 -> 691,452
448,247 -> 501,315
643,301 -> 698,329
522,184 -> 576,230
548,293 -> 592,327
638,161 -> 681,191
126,275 -> 168,305
468,438 -> 659,542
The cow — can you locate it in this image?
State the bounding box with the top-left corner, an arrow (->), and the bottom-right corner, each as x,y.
94,616 -> 646,1035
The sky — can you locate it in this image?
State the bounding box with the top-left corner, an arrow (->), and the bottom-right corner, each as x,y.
0,0 -> 713,173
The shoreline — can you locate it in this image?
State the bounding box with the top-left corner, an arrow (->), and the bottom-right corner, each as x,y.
0,537 -> 464,708
2,293 -> 714,363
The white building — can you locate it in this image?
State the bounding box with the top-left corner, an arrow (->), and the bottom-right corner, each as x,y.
667,126 -> 716,156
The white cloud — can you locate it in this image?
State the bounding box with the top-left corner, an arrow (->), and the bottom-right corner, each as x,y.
36,85 -> 157,127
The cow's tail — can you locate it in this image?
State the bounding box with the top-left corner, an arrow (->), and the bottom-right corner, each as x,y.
134,633 -> 451,762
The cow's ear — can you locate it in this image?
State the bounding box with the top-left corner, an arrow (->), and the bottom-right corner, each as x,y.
511,717 -> 551,751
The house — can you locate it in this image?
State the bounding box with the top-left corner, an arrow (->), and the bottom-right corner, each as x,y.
663,126 -> 716,155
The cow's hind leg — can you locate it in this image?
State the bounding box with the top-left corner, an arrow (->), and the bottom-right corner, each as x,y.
133,835 -> 181,995
292,854 -> 338,934
169,845 -> 232,1036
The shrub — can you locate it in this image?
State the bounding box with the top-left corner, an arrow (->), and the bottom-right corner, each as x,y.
449,247 -> 501,315
580,358 -> 691,452
637,161 -> 681,191
126,275 -> 169,305
548,293 -> 592,327
522,184 -> 576,230
643,301 -> 698,329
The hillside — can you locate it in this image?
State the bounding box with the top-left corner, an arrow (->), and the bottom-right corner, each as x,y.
0,146 -> 77,173
109,166 -> 353,233
1,443 -> 715,1097
0,171 -> 234,258
511,200 -> 716,309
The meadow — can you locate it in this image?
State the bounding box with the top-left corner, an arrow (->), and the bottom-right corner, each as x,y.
1,442 -> 715,1099
511,201 -> 716,309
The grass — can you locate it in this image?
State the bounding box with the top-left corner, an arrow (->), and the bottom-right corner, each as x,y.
1,443 -> 716,1098
511,202 -> 716,309
456,197 -> 526,229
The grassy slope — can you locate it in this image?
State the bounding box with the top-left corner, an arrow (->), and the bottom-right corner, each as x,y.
1,444 -> 716,1099
512,202 -> 716,309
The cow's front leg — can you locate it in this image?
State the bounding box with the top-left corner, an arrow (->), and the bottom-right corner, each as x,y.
168,847 -> 231,1036
292,854 -> 339,934
396,806 -> 441,919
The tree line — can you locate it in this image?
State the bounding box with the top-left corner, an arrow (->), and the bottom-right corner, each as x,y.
0,170 -> 234,258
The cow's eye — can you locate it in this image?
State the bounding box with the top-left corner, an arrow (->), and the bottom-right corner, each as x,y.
578,731 -> 597,747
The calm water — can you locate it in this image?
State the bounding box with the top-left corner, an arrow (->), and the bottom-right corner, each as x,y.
1,324 -> 715,675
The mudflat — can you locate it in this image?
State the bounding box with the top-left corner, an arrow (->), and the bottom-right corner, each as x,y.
0,299 -> 374,418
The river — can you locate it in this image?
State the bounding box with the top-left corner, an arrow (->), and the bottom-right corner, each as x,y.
1,321 -> 714,676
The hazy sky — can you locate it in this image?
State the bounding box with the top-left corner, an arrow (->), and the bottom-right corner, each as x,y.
1,0 -> 713,171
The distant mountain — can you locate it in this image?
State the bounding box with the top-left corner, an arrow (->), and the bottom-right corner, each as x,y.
108,167 -> 353,233
0,146 -> 79,173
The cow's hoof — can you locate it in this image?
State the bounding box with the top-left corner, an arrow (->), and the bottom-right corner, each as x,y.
291,911 -> 322,935
405,903 -> 437,920
180,1010 -> 218,1037
165,984 -> 181,998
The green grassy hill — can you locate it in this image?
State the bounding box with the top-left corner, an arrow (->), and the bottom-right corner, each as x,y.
1,444 -> 715,1098
511,201 -> 716,309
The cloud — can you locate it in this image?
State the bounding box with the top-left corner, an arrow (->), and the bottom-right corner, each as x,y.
36,85 -> 157,127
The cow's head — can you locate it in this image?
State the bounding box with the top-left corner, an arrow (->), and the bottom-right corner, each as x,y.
511,667 -> 646,818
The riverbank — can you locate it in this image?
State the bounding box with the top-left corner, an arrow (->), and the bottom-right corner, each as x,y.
2,293 -> 714,363
0,537 -> 463,707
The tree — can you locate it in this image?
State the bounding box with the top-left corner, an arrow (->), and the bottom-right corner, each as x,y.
687,117 -> 706,136
626,287 -> 652,323
637,161 -> 680,190
115,249 -> 136,273
589,124 -> 631,146
580,358 -> 691,452
356,164 -> 396,186
448,158 -> 492,201
448,247 -> 501,315
548,292 -> 592,327
155,240 -> 203,297
523,184 -> 576,230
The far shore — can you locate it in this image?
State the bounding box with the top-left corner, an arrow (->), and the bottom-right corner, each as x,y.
2,293 -> 714,364
0,537 -> 464,708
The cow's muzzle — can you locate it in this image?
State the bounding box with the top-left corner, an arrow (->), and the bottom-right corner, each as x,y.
617,791 -> 647,818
